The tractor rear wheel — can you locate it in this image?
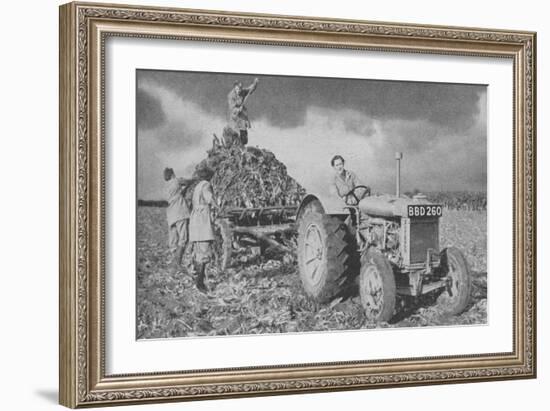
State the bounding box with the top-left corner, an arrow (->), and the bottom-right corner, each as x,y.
436,247 -> 471,315
359,249 -> 396,323
297,201 -> 355,303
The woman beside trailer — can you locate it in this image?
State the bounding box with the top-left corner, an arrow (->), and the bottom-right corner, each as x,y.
189,167 -> 216,293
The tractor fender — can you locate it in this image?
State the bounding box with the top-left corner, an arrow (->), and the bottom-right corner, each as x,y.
297,193 -> 349,220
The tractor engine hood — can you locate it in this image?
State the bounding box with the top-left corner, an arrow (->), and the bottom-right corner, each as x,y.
358,194 -> 432,218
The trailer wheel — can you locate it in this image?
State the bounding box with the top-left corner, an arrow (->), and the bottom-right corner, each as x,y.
297,200 -> 355,303
359,249 -> 396,323
213,218 -> 233,272
436,247 -> 471,315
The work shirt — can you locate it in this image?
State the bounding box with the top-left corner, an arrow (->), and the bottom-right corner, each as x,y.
333,170 -> 362,198
189,180 -> 215,242
165,178 -> 191,226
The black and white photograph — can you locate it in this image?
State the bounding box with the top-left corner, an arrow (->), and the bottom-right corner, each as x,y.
136,70 -> 487,339
2,0 -> 544,408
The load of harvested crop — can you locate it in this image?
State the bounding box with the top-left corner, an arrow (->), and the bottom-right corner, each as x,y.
186,144 -> 306,214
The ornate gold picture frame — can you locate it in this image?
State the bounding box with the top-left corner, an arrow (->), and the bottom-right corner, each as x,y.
59,1 -> 536,408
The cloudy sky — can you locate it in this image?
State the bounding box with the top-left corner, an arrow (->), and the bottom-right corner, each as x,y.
136,69 -> 486,200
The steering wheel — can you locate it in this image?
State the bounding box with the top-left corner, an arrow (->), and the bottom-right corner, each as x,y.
344,185 -> 371,205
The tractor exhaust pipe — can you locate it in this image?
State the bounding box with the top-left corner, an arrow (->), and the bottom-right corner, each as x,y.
395,152 -> 403,198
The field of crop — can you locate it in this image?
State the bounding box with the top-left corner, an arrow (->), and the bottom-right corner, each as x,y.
137,207 -> 487,339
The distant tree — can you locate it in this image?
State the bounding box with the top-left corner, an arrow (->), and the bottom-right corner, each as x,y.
137,199 -> 168,207
423,191 -> 487,211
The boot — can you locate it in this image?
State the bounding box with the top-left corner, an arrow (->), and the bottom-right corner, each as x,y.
176,246 -> 185,266
196,263 -> 208,293
171,246 -> 185,274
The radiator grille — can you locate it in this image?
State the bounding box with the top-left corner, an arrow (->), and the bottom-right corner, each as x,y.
409,219 -> 439,264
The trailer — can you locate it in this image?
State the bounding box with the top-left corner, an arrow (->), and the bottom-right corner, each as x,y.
213,205 -> 299,270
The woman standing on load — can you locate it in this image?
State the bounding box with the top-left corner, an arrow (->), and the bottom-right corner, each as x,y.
189,167 -> 215,293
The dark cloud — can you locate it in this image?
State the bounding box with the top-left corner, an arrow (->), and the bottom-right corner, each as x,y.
136,70 -> 486,199
158,121 -> 204,150
341,113 -> 376,137
136,88 -> 165,130
137,69 -> 484,133
379,120 -> 448,151
368,125 -> 487,193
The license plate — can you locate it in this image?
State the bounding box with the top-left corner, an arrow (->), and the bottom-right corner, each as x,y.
407,204 -> 443,218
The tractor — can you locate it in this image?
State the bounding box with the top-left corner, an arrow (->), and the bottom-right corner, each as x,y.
296,152 -> 471,322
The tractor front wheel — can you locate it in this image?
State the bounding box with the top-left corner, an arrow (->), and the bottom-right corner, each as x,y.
359,249 -> 396,323
436,247 -> 471,315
